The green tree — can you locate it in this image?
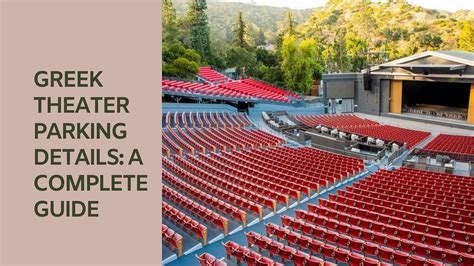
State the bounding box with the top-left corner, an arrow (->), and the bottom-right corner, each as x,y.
226,47 -> 257,76
168,43 -> 186,59
162,43 -> 201,78
285,12 -> 296,36
233,12 -> 249,49
419,33 -> 442,50
183,49 -> 201,64
255,29 -> 266,46
275,11 -> 298,51
324,28 -> 350,72
162,0 -> 179,44
346,33 -> 368,72
187,0 -> 211,60
164,57 -> 199,78
256,48 -> 277,67
281,35 -> 317,93
458,21 -> 474,51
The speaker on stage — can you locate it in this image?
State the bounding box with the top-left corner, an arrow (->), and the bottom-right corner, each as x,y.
364,73 -> 372,91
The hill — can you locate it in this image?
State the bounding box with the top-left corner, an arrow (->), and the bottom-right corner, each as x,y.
296,0 -> 474,60
172,0 -> 315,44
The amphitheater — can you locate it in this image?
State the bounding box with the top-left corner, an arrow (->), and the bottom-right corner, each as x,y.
162,55 -> 474,266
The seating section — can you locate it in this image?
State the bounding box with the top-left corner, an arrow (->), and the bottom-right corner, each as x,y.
165,112 -> 251,128
162,146 -> 363,227
223,241 -> 283,266
164,156 -> 264,220
293,114 -> 379,128
241,78 -> 302,100
163,184 -> 229,235
196,252 -> 227,266
292,114 -> 430,148
163,170 -> 248,227
219,81 -> 293,103
246,231 -> 338,265
163,112 -> 284,155
163,127 -> 284,155
162,201 -> 208,245
420,134 -> 474,162
341,124 -> 430,148
260,166 -> 474,265
198,66 -> 231,84
163,224 -> 183,256
163,79 -> 297,104
242,146 -> 365,185
163,80 -> 252,101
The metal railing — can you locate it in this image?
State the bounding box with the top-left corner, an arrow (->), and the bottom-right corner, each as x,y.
310,142 -> 379,162
402,160 -> 473,177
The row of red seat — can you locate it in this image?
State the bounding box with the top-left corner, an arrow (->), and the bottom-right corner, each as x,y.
162,129 -> 183,156
183,125 -> 219,153
365,173 -> 473,201
240,78 -> 301,100
174,154 -> 279,212
191,126 -> 227,152
293,202 -> 473,264
162,201 -> 208,245
246,164 -> 474,265
421,134 -> 474,161
347,184 -> 473,225
219,81 -> 292,103
163,224 -> 183,256
163,184 -> 229,235
166,111 -> 251,128
163,80 -> 252,100
340,125 -> 430,148
198,66 -> 231,83
163,157 -> 264,220
370,169 -> 474,197
329,191 -> 474,244
315,198 -> 473,264
209,152 -> 313,197
165,125 -> 195,154
293,114 -> 379,128
163,126 -> 284,155
292,114 -> 431,148
196,252 -> 227,266
353,180 -> 474,212
266,220 -> 446,266
163,79 -> 295,103
214,151 -> 322,192
396,167 -> 474,186
193,154 -> 297,205
320,195 -> 473,250
223,241 -> 283,266
282,208 -> 474,265
245,148 -> 359,181
245,230 -> 340,266
243,146 -> 364,183
176,126 -> 206,154
163,170 -> 247,227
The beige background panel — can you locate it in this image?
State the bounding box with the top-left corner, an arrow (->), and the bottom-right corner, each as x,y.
1,0 -> 162,264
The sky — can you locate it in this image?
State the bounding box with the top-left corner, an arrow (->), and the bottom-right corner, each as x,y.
229,0 -> 473,12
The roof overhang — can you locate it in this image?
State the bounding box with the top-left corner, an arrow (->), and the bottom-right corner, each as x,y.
379,64 -> 467,72
371,50 -> 474,72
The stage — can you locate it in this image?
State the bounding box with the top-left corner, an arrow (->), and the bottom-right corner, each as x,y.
385,112 -> 474,130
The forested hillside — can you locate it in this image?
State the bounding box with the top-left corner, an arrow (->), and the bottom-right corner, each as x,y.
162,0 -> 474,93
297,0 -> 474,71
172,0 -> 315,45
